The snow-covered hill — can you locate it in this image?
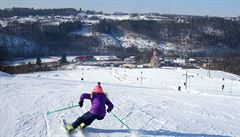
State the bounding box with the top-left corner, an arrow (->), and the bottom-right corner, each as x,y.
70,25 -> 94,37
118,33 -> 157,49
0,34 -> 39,57
0,66 -> 239,137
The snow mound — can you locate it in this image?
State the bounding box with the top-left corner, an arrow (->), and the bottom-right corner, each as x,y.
0,71 -> 10,77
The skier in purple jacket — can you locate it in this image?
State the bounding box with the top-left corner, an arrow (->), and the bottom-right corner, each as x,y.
66,82 -> 114,133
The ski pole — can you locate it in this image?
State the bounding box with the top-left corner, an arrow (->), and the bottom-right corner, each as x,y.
46,104 -> 79,116
110,112 -> 131,130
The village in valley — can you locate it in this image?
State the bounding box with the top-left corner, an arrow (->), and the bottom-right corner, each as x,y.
0,48 -> 212,73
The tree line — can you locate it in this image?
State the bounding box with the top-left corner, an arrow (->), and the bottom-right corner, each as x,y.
0,20 -> 99,59
94,17 -> 240,51
0,8 -> 79,18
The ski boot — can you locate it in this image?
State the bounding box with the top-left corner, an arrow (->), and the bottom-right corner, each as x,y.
79,123 -> 87,129
66,125 -> 74,133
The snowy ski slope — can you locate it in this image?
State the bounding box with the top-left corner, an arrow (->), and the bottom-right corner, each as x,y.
0,66 -> 239,137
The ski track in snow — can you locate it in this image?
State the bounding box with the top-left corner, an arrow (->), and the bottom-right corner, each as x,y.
0,66 -> 239,137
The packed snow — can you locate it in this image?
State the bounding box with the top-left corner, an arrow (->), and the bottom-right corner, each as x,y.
0,66 -> 239,137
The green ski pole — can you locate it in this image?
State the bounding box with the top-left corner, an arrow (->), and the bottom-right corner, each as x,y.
111,112 -> 131,130
46,104 -> 79,116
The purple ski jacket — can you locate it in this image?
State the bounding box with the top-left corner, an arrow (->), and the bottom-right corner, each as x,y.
80,93 -> 114,118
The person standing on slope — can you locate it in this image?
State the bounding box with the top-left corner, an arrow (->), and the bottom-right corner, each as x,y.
66,82 -> 114,133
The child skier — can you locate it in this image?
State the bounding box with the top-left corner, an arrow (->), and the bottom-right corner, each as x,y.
66,82 -> 114,133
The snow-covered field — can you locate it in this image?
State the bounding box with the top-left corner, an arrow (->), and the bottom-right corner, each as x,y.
0,66 -> 239,137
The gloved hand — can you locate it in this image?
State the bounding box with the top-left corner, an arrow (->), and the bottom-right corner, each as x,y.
107,107 -> 112,113
79,101 -> 83,107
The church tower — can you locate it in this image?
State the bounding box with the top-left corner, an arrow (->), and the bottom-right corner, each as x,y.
150,48 -> 159,68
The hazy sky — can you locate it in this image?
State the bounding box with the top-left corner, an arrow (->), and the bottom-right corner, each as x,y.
1,0 -> 239,17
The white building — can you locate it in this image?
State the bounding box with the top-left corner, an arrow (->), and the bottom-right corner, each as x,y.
94,56 -> 120,61
173,58 -> 186,65
124,56 -> 136,64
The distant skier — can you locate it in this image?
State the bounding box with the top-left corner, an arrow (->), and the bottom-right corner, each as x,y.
178,86 -> 181,91
66,82 -> 114,133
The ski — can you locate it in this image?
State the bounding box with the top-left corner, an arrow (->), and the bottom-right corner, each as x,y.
62,119 -> 71,137
62,119 -> 84,137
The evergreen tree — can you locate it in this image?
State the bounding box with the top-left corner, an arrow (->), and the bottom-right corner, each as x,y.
36,56 -> 41,66
59,54 -> 68,64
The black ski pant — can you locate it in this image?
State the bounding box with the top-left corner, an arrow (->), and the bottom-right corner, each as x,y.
72,111 -> 104,129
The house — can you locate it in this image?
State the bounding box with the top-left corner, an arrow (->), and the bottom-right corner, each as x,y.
121,64 -> 136,68
72,56 -> 94,63
124,56 -> 136,64
94,56 -> 120,61
173,58 -> 186,65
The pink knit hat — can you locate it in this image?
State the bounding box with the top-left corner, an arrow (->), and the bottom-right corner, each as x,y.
92,82 -> 103,93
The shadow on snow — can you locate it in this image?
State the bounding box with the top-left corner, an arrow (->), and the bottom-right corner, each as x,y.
84,127 -> 230,137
